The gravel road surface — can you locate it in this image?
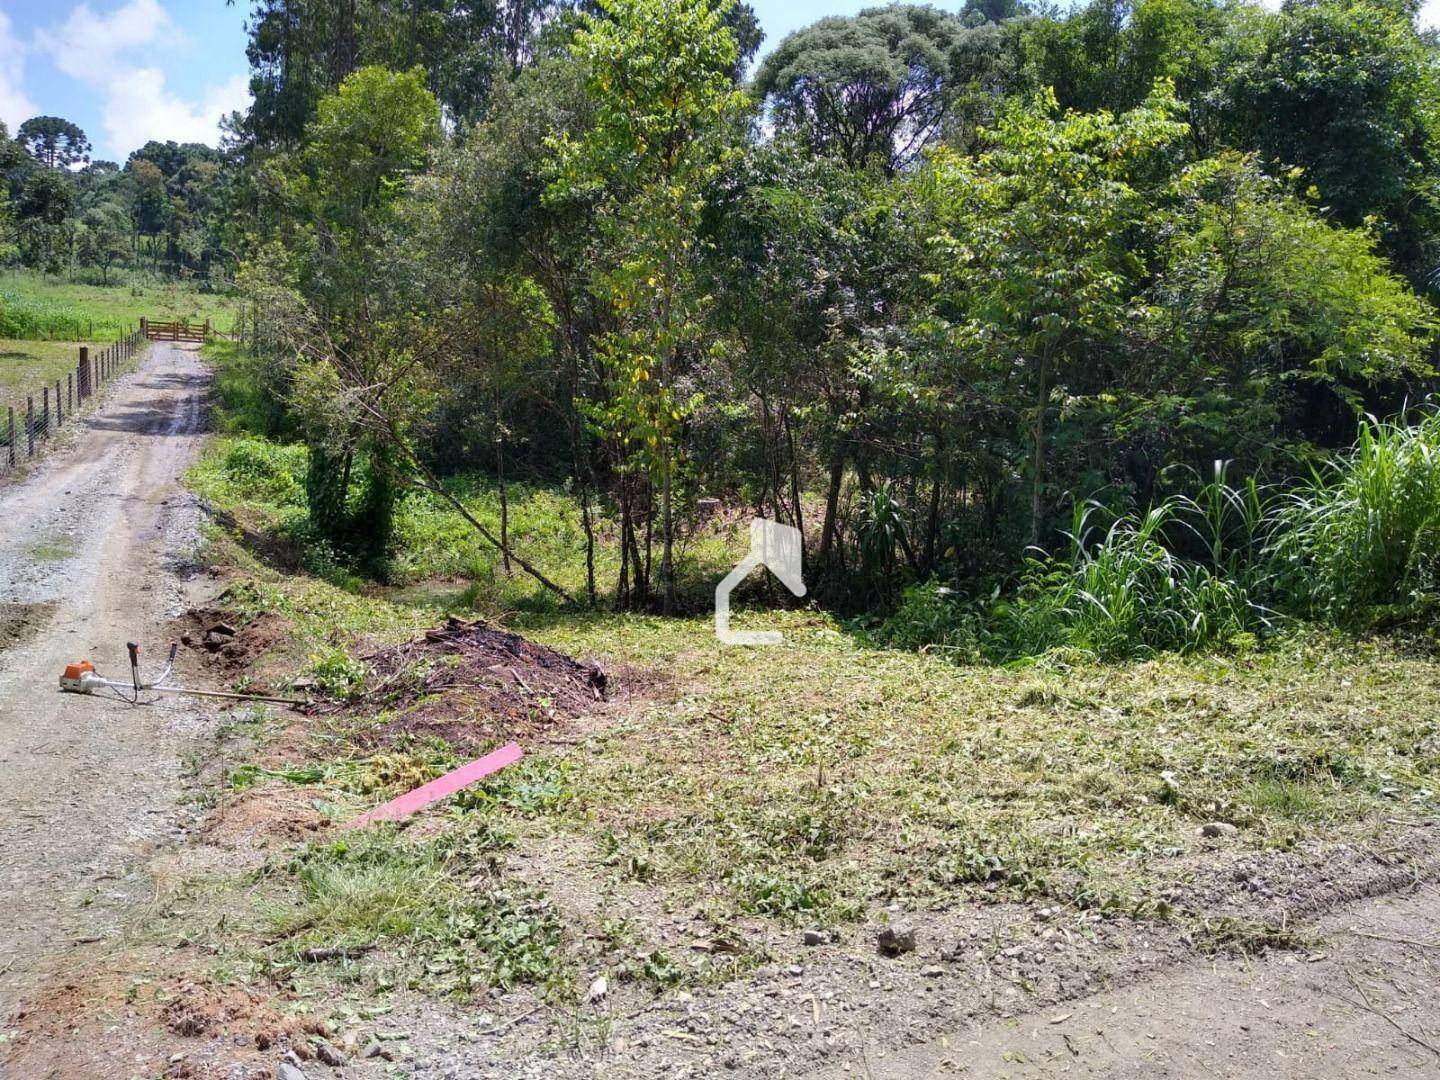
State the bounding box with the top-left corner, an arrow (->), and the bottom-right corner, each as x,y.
0,342 -> 213,1020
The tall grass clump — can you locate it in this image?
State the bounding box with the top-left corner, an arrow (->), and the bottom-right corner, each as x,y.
1270,410 -> 1440,624
986,500 -> 1266,661
879,496 -> 1269,663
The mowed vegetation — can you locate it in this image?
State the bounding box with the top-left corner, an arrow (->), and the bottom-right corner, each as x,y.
169,338 -> 1440,1004
127,0 -> 1440,1017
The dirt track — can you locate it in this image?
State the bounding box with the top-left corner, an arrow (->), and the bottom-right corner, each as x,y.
0,342 -> 214,1020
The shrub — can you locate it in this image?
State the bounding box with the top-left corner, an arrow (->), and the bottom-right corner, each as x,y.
876,499 -> 1268,662
1270,410 -> 1440,624
219,438 -> 306,505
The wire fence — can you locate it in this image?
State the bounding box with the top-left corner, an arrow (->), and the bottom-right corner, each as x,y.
0,326 -> 146,474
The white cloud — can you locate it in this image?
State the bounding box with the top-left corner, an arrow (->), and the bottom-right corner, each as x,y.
38,1 -> 250,158
100,68 -> 250,154
38,0 -> 171,82
0,10 -> 38,134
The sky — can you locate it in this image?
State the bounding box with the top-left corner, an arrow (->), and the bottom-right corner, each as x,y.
2,0 -> 1438,163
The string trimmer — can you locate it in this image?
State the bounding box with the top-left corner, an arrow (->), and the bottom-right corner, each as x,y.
60,642 -> 305,706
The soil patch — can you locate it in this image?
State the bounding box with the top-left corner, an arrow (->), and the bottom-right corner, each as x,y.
175,602 -> 291,678
0,600 -> 58,656
158,980 -> 329,1053
349,616 -> 611,750
199,784 -> 325,849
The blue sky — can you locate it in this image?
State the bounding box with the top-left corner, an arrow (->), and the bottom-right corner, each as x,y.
0,0 -> 251,161
3,0 -> 1432,163
0,0 -> 920,160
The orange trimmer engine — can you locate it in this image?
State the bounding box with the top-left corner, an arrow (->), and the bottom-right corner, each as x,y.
57,642 -> 303,707
59,660 -> 98,693
58,643 -> 175,701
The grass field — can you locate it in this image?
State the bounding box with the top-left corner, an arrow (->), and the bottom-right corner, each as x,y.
167,391 -> 1440,1007
0,340 -> 88,405
0,271 -> 238,342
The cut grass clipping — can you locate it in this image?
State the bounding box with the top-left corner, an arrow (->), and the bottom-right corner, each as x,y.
265,823 -> 567,998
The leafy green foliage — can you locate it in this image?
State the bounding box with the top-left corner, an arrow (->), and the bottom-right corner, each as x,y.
756,5 -> 977,172
879,496 -> 1266,663
1271,410 -> 1440,625
548,0 -> 748,611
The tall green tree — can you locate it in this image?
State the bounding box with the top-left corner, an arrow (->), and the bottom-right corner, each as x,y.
268,65 -> 442,567
925,86 -> 1189,543
16,116 -> 91,170
549,0 -> 747,612
16,169 -> 77,273
1224,0 -> 1440,287
755,5 -> 975,174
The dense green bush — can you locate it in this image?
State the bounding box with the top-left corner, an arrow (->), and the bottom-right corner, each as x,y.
877,499 -> 1267,663
1270,411 -> 1440,625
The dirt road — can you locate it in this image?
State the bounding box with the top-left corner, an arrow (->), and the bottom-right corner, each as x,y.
0,342 -> 213,1020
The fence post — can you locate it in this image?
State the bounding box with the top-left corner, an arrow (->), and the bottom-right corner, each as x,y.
6,407 -> 13,467
54,380 -> 62,427
26,397 -> 34,458
78,346 -> 89,400
67,373 -> 73,414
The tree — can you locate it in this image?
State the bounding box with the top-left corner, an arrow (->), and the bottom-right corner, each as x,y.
460,273 -> 557,573
16,168 -> 77,272
0,121 -> 20,259
924,86 -> 1188,544
1223,0 -> 1440,288
126,159 -> 170,269
77,204 -> 131,284
17,116 -> 92,170
239,0 -> 577,148
289,65 -> 441,566
406,51 -> 606,602
755,5 -> 973,174
549,0 -> 748,612
713,141 -> 926,587
1142,151 -> 1435,413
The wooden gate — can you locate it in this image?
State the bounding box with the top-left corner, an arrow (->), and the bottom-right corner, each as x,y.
142,317 -> 210,343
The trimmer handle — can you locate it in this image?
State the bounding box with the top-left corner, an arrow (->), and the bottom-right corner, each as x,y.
167,643 -> 178,664
127,642 -> 141,691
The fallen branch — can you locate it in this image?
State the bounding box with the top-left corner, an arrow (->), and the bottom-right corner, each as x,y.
475,1005 -> 543,1037
300,945 -> 376,963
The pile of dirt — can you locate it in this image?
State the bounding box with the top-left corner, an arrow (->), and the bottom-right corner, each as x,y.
160,981 -> 328,1053
175,604 -> 289,675
352,616 -> 609,749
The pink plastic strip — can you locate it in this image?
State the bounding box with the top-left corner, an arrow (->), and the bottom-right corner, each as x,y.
343,742 -> 524,829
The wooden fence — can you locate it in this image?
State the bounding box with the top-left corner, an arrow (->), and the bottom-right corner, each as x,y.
0,327 -> 146,474
142,317 -> 210,343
